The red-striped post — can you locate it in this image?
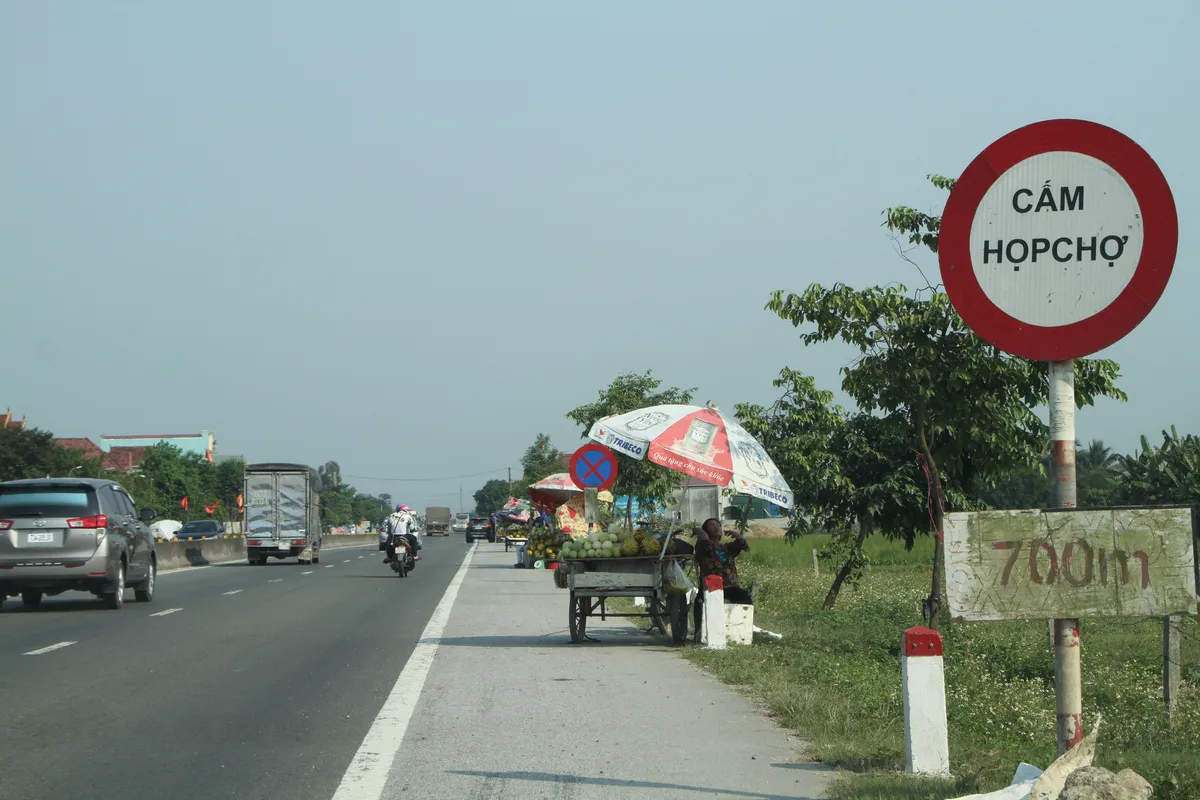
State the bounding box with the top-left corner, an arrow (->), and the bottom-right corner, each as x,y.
1049,359 -> 1082,755
702,574 -> 726,650
902,626 -> 950,776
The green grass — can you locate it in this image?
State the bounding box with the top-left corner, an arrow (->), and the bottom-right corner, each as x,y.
678,536 -> 1200,799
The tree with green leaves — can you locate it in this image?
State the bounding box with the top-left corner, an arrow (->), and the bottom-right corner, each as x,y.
566,371 -> 695,526
1076,439 -> 1119,507
520,434 -> 561,486
0,425 -> 98,481
474,478 -> 511,514
762,174 -> 1127,627
737,369 -> 939,608
1112,427 -> 1199,506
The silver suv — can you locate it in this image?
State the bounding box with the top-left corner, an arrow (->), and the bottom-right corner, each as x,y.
0,478 -> 158,610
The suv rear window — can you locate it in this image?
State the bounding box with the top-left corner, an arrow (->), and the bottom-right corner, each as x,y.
0,486 -> 98,517
456,513 -> 470,520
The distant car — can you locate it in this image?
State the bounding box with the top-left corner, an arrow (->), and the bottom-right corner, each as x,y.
465,515 -> 495,543
176,520 -> 226,540
0,478 -> 158,610
452,512 -> 470,533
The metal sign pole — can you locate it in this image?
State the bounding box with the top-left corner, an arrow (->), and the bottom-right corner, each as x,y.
584,488 -> 598,528
1049,359 -> 1081,755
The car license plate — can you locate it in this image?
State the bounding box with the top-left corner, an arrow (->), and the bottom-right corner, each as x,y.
27,532 -> 54,544
278,542 -> 291,551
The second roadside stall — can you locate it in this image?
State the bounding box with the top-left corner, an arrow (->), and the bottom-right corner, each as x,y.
553,401 -> 794,645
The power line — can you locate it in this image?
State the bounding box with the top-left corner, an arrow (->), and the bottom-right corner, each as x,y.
341,468 -> 509,483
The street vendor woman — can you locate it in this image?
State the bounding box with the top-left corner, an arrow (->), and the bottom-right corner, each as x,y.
693,518 -> 752,605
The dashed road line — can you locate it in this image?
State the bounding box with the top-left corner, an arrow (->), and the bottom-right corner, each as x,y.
301,571 -> 314,575
150,608 -> 183,617
24,641 -> 76,656
223,589 -> 243,596
269,578 -> 283,583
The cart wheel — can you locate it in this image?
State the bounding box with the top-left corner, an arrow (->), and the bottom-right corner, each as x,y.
667,593 -> 688,644
647,596 -> 668,635
569,591 -> 587,643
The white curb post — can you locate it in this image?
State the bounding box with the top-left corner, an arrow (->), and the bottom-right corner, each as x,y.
902,626 -> 950,776
703,574 -> 726,650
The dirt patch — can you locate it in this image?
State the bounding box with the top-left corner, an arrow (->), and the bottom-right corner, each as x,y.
746,522 -> 787,538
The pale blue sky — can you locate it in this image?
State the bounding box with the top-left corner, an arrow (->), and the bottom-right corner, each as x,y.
3,2 -> 1196,511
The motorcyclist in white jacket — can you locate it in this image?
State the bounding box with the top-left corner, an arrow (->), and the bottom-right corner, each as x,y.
384,505 -> 420,564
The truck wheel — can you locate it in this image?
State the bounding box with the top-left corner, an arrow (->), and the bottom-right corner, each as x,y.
465,533 -> 472,543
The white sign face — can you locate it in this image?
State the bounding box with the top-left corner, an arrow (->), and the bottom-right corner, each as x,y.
945,507 -> 1197,622
968,151 -> 1144,328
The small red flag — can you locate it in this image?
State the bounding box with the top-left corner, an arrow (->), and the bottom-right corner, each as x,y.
181,497 -> 189,510
236,494 -> 244,508
205,450 -> 213,463
205,500 -> 221,515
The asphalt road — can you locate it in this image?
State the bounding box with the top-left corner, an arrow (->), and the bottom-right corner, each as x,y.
0,535 -> 471,800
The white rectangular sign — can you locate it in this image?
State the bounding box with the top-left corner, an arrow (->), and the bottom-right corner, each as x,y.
945,507 -> 1197,622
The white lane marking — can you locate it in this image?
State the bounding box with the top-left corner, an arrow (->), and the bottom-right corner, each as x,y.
332,542 -> 477,800
150,608 -> 183,617
325,564 -> 335,569
158,564 -> 212,575
344,559 -> 351,563
24,641 -> 76,656
269,578 -> 283,583
358,556 -> 364,559
223,589 -> 243,596
301,570 -> 314,575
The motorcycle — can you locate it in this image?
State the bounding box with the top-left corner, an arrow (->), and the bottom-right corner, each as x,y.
388,534 -> 417,578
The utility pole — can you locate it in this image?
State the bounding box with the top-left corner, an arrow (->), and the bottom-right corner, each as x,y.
459,486 -> 463,514
508,467 -> 512,496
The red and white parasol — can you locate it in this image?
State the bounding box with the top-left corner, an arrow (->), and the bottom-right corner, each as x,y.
586,403 -> 794,509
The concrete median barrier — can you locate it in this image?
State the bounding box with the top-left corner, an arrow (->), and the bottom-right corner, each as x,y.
154,534 -> 380,572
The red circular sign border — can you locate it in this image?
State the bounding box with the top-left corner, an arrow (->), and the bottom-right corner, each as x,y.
569,444 -> 619,492
939,119 -> 1178,361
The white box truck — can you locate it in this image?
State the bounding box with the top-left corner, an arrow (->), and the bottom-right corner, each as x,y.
244,463 -> 323,565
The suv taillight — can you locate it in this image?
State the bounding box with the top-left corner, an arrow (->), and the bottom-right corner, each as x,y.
0,520 -> 11,530
67,515 -> 109,529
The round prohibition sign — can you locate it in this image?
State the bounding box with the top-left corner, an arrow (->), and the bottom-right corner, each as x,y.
939,119 -> 1177,361
569,443 -> 619,492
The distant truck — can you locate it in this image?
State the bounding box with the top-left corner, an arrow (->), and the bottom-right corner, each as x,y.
425,506 -> 451,536
452,512 -> 470,534
244,463 -> 323,565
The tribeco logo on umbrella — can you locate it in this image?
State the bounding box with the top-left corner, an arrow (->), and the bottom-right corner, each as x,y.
596,427 -> 646,458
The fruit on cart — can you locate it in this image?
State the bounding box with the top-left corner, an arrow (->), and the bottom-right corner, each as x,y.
640,537 -> 661,556
620,538 -> 640,557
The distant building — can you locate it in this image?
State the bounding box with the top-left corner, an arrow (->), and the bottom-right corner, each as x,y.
2,409 -> 27,431
55,437 -> 105,460
99,431 -> 216,461
55,437 -> 150,472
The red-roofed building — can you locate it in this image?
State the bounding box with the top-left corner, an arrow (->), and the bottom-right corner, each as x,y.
102,446 -> 149,472
2,410 -> 27,431
55,437 -> 105,460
